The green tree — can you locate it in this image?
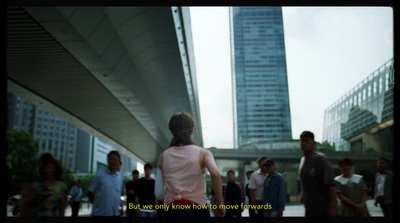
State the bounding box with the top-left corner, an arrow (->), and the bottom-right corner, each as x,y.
80,174 -> 95,197
317,140 -> 335,152
61,164 -> 77,190
7,130 -> 39,196
365,147 -> 376,153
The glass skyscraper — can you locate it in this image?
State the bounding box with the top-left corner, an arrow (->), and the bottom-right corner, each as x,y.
230,7 -> 292,147
322,58 -> 394,152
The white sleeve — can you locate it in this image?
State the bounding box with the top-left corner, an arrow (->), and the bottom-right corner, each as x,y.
248,172 -> 257,189
154,168 -> 165,200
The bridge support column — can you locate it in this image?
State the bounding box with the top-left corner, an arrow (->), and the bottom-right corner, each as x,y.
242,162 -> 255,204
238,162 -> 245,194
283,171 -> 301,203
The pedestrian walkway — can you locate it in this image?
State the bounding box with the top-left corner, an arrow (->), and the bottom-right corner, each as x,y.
239,199 -> 383,217
6,202 -> 93,217
64,202 -> 92,217
7,199 -> 384,217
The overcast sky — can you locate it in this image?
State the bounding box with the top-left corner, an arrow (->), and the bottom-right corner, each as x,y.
189,7 -> 393,149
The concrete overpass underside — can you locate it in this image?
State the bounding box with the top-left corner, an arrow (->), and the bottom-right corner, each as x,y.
7,5 -> 202,164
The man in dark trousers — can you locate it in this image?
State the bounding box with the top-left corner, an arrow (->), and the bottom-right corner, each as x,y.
125,169 -> 139,222
262,159 -> 286,217
224,170 -> 244,217
374,157 -> 393,222
248,156 -> 268,222
70,179 -> 82,220
298,131 -> 337,222
245,170 -> 254,205
136,163 -> 157,217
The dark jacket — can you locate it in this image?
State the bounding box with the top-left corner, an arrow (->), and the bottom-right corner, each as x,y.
224,180 -> 244,205
262,171 -> 286,212
374,169 -> 393,205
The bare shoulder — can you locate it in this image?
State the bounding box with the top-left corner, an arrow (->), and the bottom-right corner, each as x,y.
157,152 -> 164,169
201,148 -> 215,165
202,148 -> 214,158
200,147 -> 209,154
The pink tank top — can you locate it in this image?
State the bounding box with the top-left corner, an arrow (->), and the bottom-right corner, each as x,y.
162,144 -> 207,205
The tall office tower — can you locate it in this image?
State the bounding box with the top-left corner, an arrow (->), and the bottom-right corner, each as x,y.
230,7 -> 292,147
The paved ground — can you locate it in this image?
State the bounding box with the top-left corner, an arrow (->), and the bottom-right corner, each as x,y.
6,202 -> 93,217
7,199 -> 384,217
240,199 -> 383,217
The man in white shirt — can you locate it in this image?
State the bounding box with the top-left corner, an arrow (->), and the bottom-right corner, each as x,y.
88,151 -> 124,223
248,156 -> 268,222
70,179 -> 82,219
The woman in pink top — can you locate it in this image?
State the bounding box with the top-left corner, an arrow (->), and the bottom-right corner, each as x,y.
155,112 -> 225,222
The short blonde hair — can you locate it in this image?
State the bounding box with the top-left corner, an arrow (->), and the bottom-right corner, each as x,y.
256,156 -> 268,165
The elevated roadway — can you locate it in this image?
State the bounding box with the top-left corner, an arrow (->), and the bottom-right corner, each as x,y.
7,5 -> 202,163
209,148 -> 392,165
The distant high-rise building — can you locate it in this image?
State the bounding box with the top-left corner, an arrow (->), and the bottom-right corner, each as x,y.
322,58 -> 394,152
7,92 -> 79,170
230,7 -> 292,147
7,92 -> 139,175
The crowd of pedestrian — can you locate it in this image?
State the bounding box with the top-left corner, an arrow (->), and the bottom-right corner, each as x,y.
12,113 -> 393,223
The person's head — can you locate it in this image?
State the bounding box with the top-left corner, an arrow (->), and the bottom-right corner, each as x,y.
168,112 -> 197,147
257,156 -> 269,169
39,152 -> 55,163
76,179 -> 82,187
107,151 -> 121,173
132,169 -> 139,180
338,158 -> 353,175
300,131 -> 316,155
38,154 -> 62,181
144,163 -> 153,177
227,170 -> 235,183
263,159 -> 276,175
377,157 -> 389,172
246,170 -> 254,180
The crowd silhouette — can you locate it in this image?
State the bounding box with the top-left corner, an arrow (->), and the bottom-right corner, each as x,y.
10,113 -> 393,223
